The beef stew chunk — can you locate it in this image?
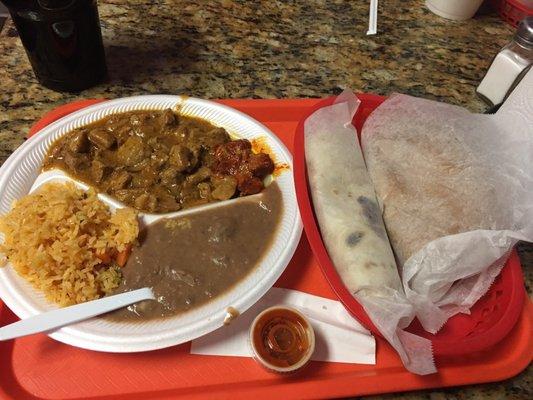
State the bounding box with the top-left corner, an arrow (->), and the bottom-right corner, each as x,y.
43,109 -> 275,213
210,139 -> 275,195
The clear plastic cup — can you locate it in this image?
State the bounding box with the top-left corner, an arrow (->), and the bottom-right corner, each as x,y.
249,306 -> 315,374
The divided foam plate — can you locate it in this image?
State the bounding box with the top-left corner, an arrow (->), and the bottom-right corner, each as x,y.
0,95 -> 302,352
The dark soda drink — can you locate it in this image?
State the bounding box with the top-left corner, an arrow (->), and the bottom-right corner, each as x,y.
1,0 -> 107,92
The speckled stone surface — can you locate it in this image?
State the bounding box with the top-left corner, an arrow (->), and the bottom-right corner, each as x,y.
0,1 -> 530,398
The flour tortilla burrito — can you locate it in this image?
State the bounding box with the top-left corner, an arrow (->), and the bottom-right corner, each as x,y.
361,94 -> 509,267
303,92 -> 436,375
304,98 -> 400,295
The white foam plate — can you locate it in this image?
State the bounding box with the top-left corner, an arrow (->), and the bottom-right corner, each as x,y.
0,95 -> 302,352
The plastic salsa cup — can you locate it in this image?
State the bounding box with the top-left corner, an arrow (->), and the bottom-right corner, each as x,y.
249,306 -> 315,374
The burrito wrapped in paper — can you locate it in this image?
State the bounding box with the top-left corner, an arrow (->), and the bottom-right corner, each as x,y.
361,71 -> 533,334
304,70 -> 532,375
304,91 -> 436,375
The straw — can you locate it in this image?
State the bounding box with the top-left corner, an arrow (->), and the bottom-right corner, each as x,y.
367,0 -> 378,35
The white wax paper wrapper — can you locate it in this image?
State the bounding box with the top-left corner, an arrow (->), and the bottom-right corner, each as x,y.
304,91 -> 436,375
362,69 -> 533,334
190,287 -> 376,365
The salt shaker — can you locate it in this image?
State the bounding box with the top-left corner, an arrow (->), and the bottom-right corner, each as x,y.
476,16 -> 533,107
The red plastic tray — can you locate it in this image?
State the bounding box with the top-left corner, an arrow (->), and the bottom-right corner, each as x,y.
293,95 -> 527,356
0,98 -> 531,400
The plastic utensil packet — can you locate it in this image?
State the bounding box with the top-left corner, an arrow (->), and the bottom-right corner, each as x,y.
304,91 -> 436,375
361,69 -> 533,334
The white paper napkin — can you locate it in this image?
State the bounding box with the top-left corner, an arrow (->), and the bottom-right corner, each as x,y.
190,287 -> 376,364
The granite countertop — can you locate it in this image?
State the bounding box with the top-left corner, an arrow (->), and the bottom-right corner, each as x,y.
0,0 -> 530,398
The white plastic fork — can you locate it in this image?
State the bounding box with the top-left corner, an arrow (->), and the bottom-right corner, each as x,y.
0,287 -> 154,341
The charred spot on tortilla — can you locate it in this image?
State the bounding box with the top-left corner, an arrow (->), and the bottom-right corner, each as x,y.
364,261 -> 378,269
357,195 -> 386,239
357,196 -> 379,224
346,231 -> 364,247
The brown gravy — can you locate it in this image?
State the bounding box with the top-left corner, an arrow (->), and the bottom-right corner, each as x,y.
107,182 -> 282,321
43,109 -> 275,213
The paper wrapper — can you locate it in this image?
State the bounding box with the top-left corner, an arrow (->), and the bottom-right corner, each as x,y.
304,91 -> 436,375
191,287 -> 376,365
361,69 -> 533,334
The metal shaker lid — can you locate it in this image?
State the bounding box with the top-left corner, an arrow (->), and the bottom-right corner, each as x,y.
515,16 -> 533,48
